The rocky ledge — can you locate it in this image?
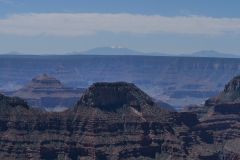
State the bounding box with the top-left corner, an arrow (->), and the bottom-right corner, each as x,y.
0,82 -> 201,160
4,74 -> 84,111
205,75 -> 240,105
0,80 -> 239,160
184,76 -> 240,159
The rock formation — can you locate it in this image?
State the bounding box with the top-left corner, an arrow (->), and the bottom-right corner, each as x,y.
4,74 -> 84,111
0,82 -> 200,160
205,75 -> 240,106
0,80 -> 239,159
185,76 -> 240,159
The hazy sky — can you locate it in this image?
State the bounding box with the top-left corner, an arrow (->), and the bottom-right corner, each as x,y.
0,0 -> 240,55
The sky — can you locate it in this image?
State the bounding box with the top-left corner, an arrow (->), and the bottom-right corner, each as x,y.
0,0 -> 240,55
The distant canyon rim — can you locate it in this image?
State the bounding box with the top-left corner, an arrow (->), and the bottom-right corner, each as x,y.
1,54 -> 240,110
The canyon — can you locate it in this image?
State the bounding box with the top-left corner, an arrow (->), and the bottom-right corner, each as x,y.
0,76 -> 239,159
1,55 -> 240,109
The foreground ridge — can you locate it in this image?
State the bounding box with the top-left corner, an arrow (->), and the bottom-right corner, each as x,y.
185,76 -> 240,159
0,81 -> 239,159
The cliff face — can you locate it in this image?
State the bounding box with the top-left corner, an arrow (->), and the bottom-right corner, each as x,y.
4,74 -> 84,111
0,81 -> 239,160
184,76 -> 240,159
2,55 -> 240,108
206,75 -> 240,106
69,82 -> 199,160
76,82 -> 154,111
188,104 -> 240,159
0,82 -> 200,160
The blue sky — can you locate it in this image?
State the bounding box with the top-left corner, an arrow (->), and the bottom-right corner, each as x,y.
0,0 -> 240,54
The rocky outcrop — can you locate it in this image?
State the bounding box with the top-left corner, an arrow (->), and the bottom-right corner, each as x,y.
0,80 -> 240,160
26,73 -> 64,89
4,74 -> 84,111
184,76 -> 240,159
0,82 -> 202,160
205,75 -> 240,106
155,100 -> 176,111
68,82 -> 199,159
76,82 -> 154,111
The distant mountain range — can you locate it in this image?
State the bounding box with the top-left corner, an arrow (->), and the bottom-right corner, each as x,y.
1,47 -> 240,58
73,47 -> 240,58
69,47 -> 167,56
182,50 -> 240,58
78,47 -> 145,55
